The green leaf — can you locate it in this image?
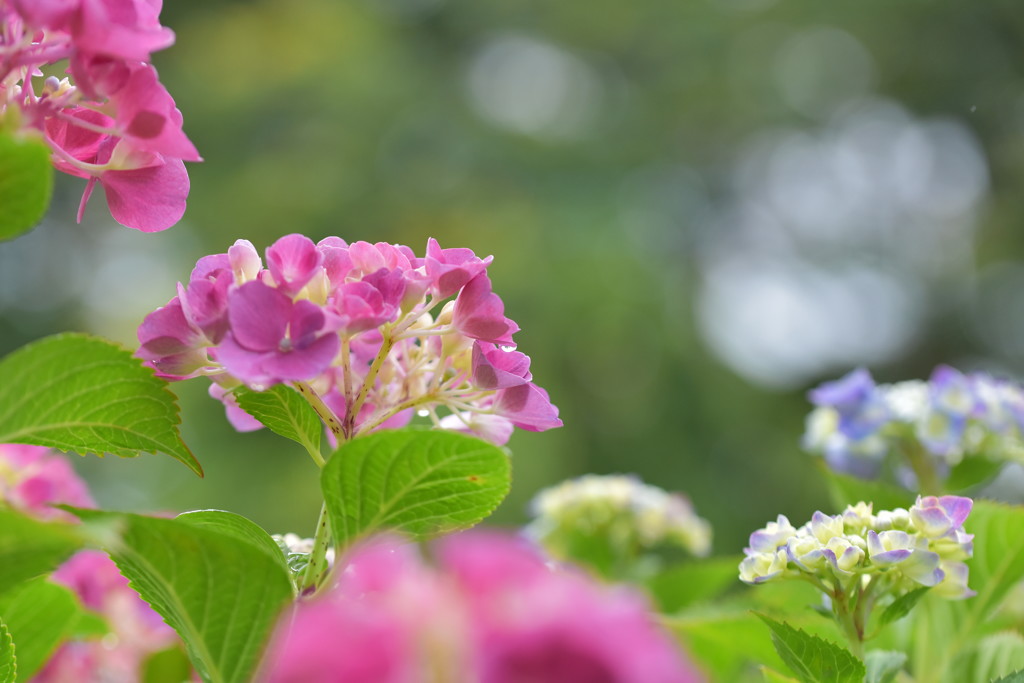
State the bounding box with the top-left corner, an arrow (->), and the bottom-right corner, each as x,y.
142,645 -> 195,683
664,607 -> 787,680
992,671 -> 1024,683
864,650 -> 906,683
0,509 -> 83,595
0,334 -> 201,476
233,385 -> 321,456
820,465 -> 915,512
646,556 -> 743,613
0,578 -> 87,682
0,617 -> 14,683
72,510 -> 293,683
0,130 -> 53,242
761,666 -> 801,682
974,632 -> 1024,683
755,614 -> 865,683
946,456 -> 1003,493
322,428 -> 511,550
876,587 -> 930,629
176,510 -> 290,579
961,502 -> 1024,620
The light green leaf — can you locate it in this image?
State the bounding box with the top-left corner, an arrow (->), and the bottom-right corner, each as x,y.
864,650 -> 906,683
974,632 -> 1024,683
0,578 -> 86,682
142,645 -> 194,683
233,385 -> 321,456
0,130 -> 53,242
0,617 -> 14,683
0,334 -> 201,476
755,613 -> 864,683
876,587 -> 930,629
72,510 -> 292,683
664,608 -> 787,680
962,502 -> 1024,621
0,509 -> 83,596
646,556 -> 743,613
992,671 -> 1024,683
175,510 -> 289,573
322,428 -> 511,550
761,666 -> 801,682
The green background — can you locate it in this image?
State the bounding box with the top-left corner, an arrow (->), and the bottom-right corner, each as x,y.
3,0 -> 1024,553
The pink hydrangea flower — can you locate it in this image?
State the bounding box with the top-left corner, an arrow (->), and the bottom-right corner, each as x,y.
260,534 -> 701,683
138,235 -> 562,445
0,444 -> 95,520
2,0 -> 198,231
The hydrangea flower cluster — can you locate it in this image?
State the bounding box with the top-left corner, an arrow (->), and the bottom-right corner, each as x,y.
0,444 -> 183,682
803,366 -> 1024,484
137,234 -> 561,446
260,533 -> 704,683
740,497 -> 974,645
528,474 -> 712,561
0,0 -> 199,231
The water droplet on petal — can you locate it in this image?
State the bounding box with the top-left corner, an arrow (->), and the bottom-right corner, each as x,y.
499,344 -> 517,352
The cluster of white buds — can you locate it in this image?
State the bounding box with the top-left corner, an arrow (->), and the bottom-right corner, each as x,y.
529,474 -> 712,559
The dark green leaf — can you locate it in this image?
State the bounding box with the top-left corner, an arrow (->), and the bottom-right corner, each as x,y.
864,650 -> 906,683
755,613 -> 864,683
820,465 -> 914,512
946,457 -> 1003,493
71,510 -> 292,683
233,385 -> 321,456
0,130 -> 53,242
0,617 -> 13,683
0,334 -> 201,476
646,556 -> 743,613
876,587 -> 929,629
0,578 -> 86,682
322,428 -> 511,550
0,509 -> 83,596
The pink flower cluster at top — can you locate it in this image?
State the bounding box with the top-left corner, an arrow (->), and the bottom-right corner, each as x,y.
0,444 -> 182,682
260,533 -> 704,683
1,0 -> 199,232
137,234 -> 562,445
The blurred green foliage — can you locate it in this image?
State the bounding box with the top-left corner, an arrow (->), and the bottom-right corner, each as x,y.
4,0 -> 1024,553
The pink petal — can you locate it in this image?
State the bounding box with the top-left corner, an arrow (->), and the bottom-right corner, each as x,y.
453,274 -> 518,345
266,233 -> 322,296
99,156 -> 188,232
227,281 -> 291,352
494,383 -> 562,432
472,342 -> 532,390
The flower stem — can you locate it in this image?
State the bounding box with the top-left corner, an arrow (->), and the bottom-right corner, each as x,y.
293,381 -> 345,445
348,331 -> 394,428
299,502 -> 331,595
901,438 -> 943,494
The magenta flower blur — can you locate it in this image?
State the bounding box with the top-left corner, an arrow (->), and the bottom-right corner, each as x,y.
1,0 -> 199,231
0,443 -> 95,521
259,533 -> 703,683
0,444 -> 186,681
137,234 -> 562,445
